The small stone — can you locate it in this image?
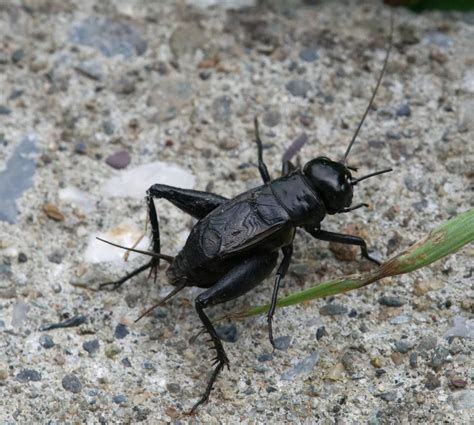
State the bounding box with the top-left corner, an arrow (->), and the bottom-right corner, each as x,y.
341,350 -> 360,376
11,49 -> 24,63
39,335 -> 54,349
390,352 -> 404,366
166,383 -> 180,393
16,369 -> 41,382
376,391 -> 397,402
112,394 -> 127,404
257,353 -> 273,362
0,105 -> 11,115
319,303 -> 347,316
75,60 -> 103,81
121,358 -> 132,368
326,363 -> 344,381
0,52 -> 8,64
371,357 -> 382,368
199,70 -> 212,80
450,390 -> 474,410
449,377 -> 467,389
112,76 -> 136,95
379,296 -> 403,307
396,103 -> 411,117
390,315 -> 411,325
262,109 -> 281,127
102,120 -> 115,135
17,253 -> 27,263
105,150 -> 131,170
424,372 -> 441,390
299,47 -> 318,62
409,352 -> 418,368
0,367 -> 8,381
212,95 -> 232,123
62,374 -> 82,393
375,369 -> 386,377
285,79 -> 311,97
83,339 -> 100,355
215,323 -> 238,343
273,335 -> 291,351
48,250 -> 64,264
114,324 -> 129,339
105,344 -> 121,358
281,351 -> 319,380
430,346 -> 449,370
316,326 -> 327,340
74,142 -> 87,155
394,340 -> 415,354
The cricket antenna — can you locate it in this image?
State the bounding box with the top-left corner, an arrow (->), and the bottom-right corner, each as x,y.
343,8 -> 394,163
96,237 -> 174,263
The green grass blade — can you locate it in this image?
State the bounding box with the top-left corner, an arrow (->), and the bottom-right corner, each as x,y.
235,208 -> 474,319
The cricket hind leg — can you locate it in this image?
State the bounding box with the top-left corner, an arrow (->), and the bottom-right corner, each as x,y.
100,186 -> 227,290
305,228 -> 382,265
190,251 -> 279,413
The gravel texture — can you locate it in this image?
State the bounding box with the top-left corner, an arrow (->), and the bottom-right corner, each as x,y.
0,0 -> 473,423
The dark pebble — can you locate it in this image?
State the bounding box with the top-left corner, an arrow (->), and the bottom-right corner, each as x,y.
166,383 -> 180,393
48,250 -> 64,264
105,150 -> 131,169
75,60 -> 103,81
83,339 -> 100,355
424,372 -> 441,390
409,352 -> 418,368
112,394 -> 127,404
386,130 -> 402,140
273,335 -> 291,351
121,357 -> 132,368
299,47 -> 319,62
378,296 -> 404,307
11,49 -> 24,63
16,369 -> 42,382
348,308 -> 357,318
0,105 -> 11,115
376,391 -> 397,402
40,314 -> 86,331
215,323 -> 238,343
212,95 -> 232,123
143,361 -> 155,370
199,70 -> 212,80
257,352 -> 273,362
396,103 -> 411,117
62,374 -> 82,394
102,119 -> 115,135
319,303 -> 348,316
394,340 -> 415,354
112,76 -> 136,95
375,369 -> 386,377
285,79 -> 311,97
74,142 -> 87,155
450,378 -> 467,388
430,346 -> 449,370
114,324 -> 129,339
39,335 -> 54,349
9,89 -> 24,100
262,109 -> 281,127
0,320 -> 5,328
18,253 -> 28,263
316,326 -> 327,340
266,386 -> 278,393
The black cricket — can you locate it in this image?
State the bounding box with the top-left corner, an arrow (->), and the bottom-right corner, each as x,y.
99,17 -> 394,414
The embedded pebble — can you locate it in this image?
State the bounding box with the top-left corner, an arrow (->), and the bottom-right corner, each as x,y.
285,79 -> 311,97
0,135 -> 37,223
11,49 -> 24,63
280,351 -> 319,380
70,17 -> 147,58
379,296 -> 404,307
16,369 -> 42,382
262,109 -> 281,127
390,315 -> 411,325
114,324 -> 129,339
396,103 -> 411,117
299,47 -> 319,62
319,303 -> 347,316
39,335 -> 55,349
62,374 -> 82,393
112,394 -> 127,404
0,105 -> 11,115
450,390 -> 474,410
273,335 -> 291,351
409,352 -> 418,368
430,346 -> 449,369
105,150 -> 131,170
215,323 -> 238,343
316,326 -> 327,340
257,352 -> 273,362
75,60 -> 103,81
212,95 -> 233,123
443,316 -> 474,339
11,299 -> 30,328
394,340 -> 415,354
83,339 -> 100,354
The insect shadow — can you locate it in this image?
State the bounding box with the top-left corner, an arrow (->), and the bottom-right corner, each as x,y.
98,12 -> 395,415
